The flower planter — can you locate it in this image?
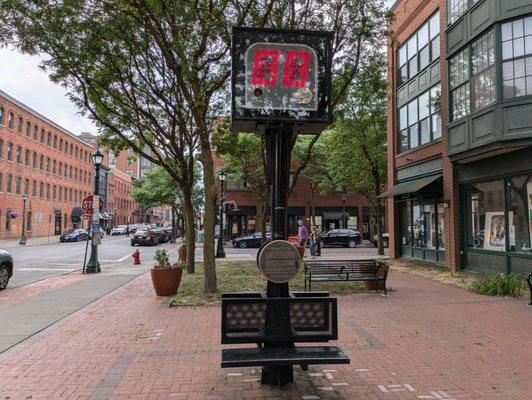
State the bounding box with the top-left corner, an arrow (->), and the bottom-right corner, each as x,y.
150,267 -> 183,296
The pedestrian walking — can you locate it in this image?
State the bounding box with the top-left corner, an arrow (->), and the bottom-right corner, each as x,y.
126,224 -> 130,237
309,226 -> 318,258
297,220 -> 308,247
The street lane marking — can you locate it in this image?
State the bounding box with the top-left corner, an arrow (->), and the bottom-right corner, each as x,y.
117,254 -> 132,262
17,268 -> 76,271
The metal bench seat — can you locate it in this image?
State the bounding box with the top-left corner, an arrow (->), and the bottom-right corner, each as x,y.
221,346 -> 349,368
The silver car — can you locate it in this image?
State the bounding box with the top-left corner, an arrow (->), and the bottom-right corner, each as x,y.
0,249 -> 13,290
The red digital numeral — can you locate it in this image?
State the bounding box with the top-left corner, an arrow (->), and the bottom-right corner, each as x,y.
282,51 -> 310,88
252,49 -> 280,86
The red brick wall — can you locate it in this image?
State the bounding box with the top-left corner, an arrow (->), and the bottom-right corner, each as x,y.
107,168 -> 139,226
387,0 -> 459,270
0,92 -> 95,239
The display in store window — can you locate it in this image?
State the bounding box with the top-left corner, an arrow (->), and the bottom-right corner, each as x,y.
483,211 -> 513,251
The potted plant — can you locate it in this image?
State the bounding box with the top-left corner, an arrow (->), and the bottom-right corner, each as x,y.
150,249 -> 185,296
178,243 -> 187,264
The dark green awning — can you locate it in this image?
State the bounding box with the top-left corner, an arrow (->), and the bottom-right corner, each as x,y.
378,174 -> 442,198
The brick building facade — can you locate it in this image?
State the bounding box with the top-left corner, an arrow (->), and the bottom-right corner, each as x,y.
0,89 -> 94,240
213,155 -> 385,240
0,89 -> 140,240
385,0 -> 532,275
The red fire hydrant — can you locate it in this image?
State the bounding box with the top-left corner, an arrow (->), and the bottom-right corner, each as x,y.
132,249 -> 141,265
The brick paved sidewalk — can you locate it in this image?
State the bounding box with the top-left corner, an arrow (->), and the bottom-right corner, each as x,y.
0,269 -> 530,400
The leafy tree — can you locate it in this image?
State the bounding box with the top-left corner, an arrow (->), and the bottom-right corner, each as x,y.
322,54 -> 388,254
132,165 -> 204,245
0,0 -> 390,292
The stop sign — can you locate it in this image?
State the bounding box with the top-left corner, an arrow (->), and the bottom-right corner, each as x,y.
82,195 -> 104,214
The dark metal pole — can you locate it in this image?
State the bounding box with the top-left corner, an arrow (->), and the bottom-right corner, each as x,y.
262,125 -> 295,386
216,179 -> 226,258
86,164 -> 101,273
19,195 -> 28,245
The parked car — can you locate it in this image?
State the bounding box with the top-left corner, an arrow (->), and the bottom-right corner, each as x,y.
60,228 -> 89,242
372,233 -> 390,248
131,230 -> 159,246
111,225 -> 128,235
0,249 -> 14,290
151,227 -> 170,243
318,228 -> 362,248
232,232 -> 272,248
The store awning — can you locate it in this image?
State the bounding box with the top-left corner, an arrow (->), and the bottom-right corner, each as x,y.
379,174 -> 442,198
71,207 -> 85,218
99,211 -> 110,220
322,211 -> 350,220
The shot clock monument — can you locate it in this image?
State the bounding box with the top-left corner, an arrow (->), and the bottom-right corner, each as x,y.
221,28 -> 348,386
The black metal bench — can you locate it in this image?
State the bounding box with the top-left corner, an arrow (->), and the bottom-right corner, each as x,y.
304,259 -> 388,295
221,292 -> 349,372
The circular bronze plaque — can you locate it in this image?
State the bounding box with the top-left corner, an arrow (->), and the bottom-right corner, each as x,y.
257,240 -> 301,283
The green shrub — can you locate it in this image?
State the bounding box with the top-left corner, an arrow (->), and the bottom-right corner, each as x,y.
470,273 -> 524,297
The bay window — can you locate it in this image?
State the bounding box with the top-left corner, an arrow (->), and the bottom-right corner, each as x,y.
471,30 -> 495,110
450,47 -> 470,121
502,16 -> 532,99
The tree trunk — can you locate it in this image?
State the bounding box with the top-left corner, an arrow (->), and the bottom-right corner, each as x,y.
182,195 -> 196,273
171,204 -> 177,243
199,146 -> 217,293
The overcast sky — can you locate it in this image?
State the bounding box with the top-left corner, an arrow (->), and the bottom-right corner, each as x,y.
0,1 -> 396,136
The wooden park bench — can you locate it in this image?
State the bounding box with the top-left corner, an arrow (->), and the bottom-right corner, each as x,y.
304,259 -> 388,295
220,291 -> 349,377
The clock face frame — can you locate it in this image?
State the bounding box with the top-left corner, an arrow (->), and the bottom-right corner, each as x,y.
231,27 -> 333,134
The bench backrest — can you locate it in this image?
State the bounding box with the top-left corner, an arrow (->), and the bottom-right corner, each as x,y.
304,259 -> 378,275
221,296 -> 338,344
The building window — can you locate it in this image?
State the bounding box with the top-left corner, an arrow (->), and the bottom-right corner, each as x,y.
53,185 -> 57,200
17,117 -> 23,134
25,149 -> 30,166
32,180 -> 37,197
450,47 -> 470,121
47,132 -> 52,146
27,211 -> 32,232
397,84 -> 441,153
32,152 -> 37,168
53,160 -> 57,174
39,182 -> 44,198
502,16 -> 532,99
448,0 -> 469,25
24,178 -> 29,195
59,162 -> 63,175
33,125 -> 38,140
0,139 -> 3,159
59,138 -> 63,151
40,155 -> 44,170
6,174 -> 12,193
397,11 -> 440,86
16,146 -> 22,164
8,112 -> 14,130
53,135 -> 58,149
46,157 -> 50,173
15,176 -> 21,195
5,210 -> 12,231
26,121 -> 31,137
0,107 -> 4,125
7,143 -> 13,161
58,186 -> 62,201
40,129 -> 45,143
0,173 -> 2,192
46,184 -> 50,200
471,30 -> 496,110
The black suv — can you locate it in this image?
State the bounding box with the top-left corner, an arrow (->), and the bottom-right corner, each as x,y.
318,229 -> 362,248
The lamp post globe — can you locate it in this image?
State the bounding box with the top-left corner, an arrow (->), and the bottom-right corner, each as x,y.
216,168 -> 226,258
86,149 -> 104,273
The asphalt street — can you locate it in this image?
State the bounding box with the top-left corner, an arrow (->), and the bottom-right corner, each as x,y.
3,235 -> 384,289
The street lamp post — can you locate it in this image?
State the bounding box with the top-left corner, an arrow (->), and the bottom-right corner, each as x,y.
86,149 -> 104,273
216,169 -> 226,258
341,192 -> 347,229
19,194 -> 29,245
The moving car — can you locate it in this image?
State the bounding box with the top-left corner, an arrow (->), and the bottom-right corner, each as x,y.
318,228 -> 362,248
131,230 -> 159,246
151,227 -> 170,243
232,232 -> 272,248
372,233 -> 390,248
0,249 -> 13,290
60,229 -> 89,242
111,225 -> 127,235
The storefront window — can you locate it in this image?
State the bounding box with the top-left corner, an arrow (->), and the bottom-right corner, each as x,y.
437,203 -> 445,249
412,204 -> 424,247
400,201 -> 412,246
466,180 -> 506,251
508,174 -> 532,253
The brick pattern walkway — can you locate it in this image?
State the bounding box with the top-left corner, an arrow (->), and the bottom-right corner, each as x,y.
0,269 -> 530,400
